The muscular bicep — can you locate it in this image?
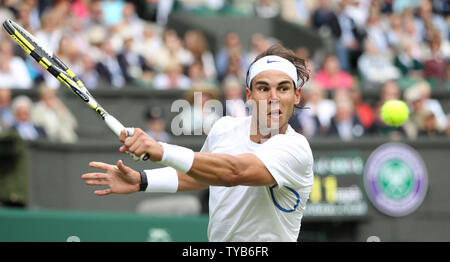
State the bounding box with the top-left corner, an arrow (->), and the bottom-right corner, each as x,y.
232,153 -> 276,186
187,152 -> 276,187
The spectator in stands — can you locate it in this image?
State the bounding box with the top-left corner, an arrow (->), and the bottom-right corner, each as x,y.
64,16 -> 91,53
349,85 -> 375,131
413,81 -> 448,132
295,46 -> 316,82
34,10 -> 62,54
101,0 -> 125,26
15,0 -> 41,31
303,83 -> 336,135
415,0 -> 448,43
344,0 -> 371,28
357,38 -> 400,88
365,4 -> 390,54
335,0 -> 366,73
43,35 -> 82,89
11,95 -> 46,141
184,29 -> 217,81
327,93 -> 364,141
144,105 -> 170,143
215,32 -> 250,81
380,80 -> 402,102
79,53 -> 100,89
254,0 -> 280,18
423,32 -> 448,88
114,2 -> 145,41
96,39 -> 126,88
0,40 -> 32,89
401,15 -> 426,61
316,54 -> 354,90
154,29 -> 193,73
311,0 -> 341,40
179,84 -> 221,135
403,84 -> 431,139
86,0 -> 107,28
248,33 -> 273,63
31,84 -> 78,143
0,88 -> 14,128
137,23 -> 164,69
418,110 -> 447,137
222,76 -> 247,118
224,46 -> 249,83
153,62 -> 191,90
385,13 -> 404,48
187,61 -> 212,86
117,32 -> 153,85
393,40 -> 424,78
280,0 -> 316,26
289,85 -> 322,138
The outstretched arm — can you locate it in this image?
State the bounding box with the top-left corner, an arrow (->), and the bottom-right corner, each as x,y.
119,128 -> 276,188
82,160 -> 209,195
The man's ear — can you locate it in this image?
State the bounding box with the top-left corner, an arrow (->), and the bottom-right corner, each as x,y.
295,87 -> 301,105
245,88 -> 252,102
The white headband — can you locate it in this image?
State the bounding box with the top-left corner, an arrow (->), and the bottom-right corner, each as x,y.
247,55 -> 298,88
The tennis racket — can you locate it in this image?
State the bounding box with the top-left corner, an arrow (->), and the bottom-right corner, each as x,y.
2,19 -> 149,161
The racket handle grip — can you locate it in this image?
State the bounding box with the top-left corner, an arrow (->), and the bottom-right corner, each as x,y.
123,127 -> 150,162
127,152 -> 150,161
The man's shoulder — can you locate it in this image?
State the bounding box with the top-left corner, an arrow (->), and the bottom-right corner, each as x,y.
266,127 -> 313,158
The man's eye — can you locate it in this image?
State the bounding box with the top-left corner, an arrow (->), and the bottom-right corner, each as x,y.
258,86 -> 269,91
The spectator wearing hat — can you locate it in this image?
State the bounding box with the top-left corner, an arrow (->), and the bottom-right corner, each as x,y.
144,106 -> 170,143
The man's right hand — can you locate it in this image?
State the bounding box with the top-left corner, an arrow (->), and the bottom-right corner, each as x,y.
81,160 -> 141,196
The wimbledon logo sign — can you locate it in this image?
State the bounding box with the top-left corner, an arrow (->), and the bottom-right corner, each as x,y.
364,143 -> 428,217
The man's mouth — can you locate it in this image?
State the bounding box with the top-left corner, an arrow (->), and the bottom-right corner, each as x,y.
267,109 -> 282,119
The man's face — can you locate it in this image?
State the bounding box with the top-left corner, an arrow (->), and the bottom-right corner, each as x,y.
246,70 -> 300,134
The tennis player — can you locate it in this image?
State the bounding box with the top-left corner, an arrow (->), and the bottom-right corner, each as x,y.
82,44 -> 314,242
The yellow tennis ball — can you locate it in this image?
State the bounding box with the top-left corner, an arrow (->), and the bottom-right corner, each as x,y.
381,100 -> 410,126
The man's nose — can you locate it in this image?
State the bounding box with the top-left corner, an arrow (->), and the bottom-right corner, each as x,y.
268,89 -> 280,103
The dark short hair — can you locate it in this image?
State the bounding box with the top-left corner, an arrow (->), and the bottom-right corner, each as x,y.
245,44 -> 310,90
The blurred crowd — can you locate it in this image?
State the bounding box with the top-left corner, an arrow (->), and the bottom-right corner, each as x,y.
0,0 -> 449,143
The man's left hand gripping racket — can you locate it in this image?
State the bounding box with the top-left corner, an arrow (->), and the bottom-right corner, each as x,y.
2,19 -> 149,161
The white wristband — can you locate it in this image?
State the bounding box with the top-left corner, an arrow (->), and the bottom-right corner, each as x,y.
158,142 -> 195,174
144,167 -> 179,193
